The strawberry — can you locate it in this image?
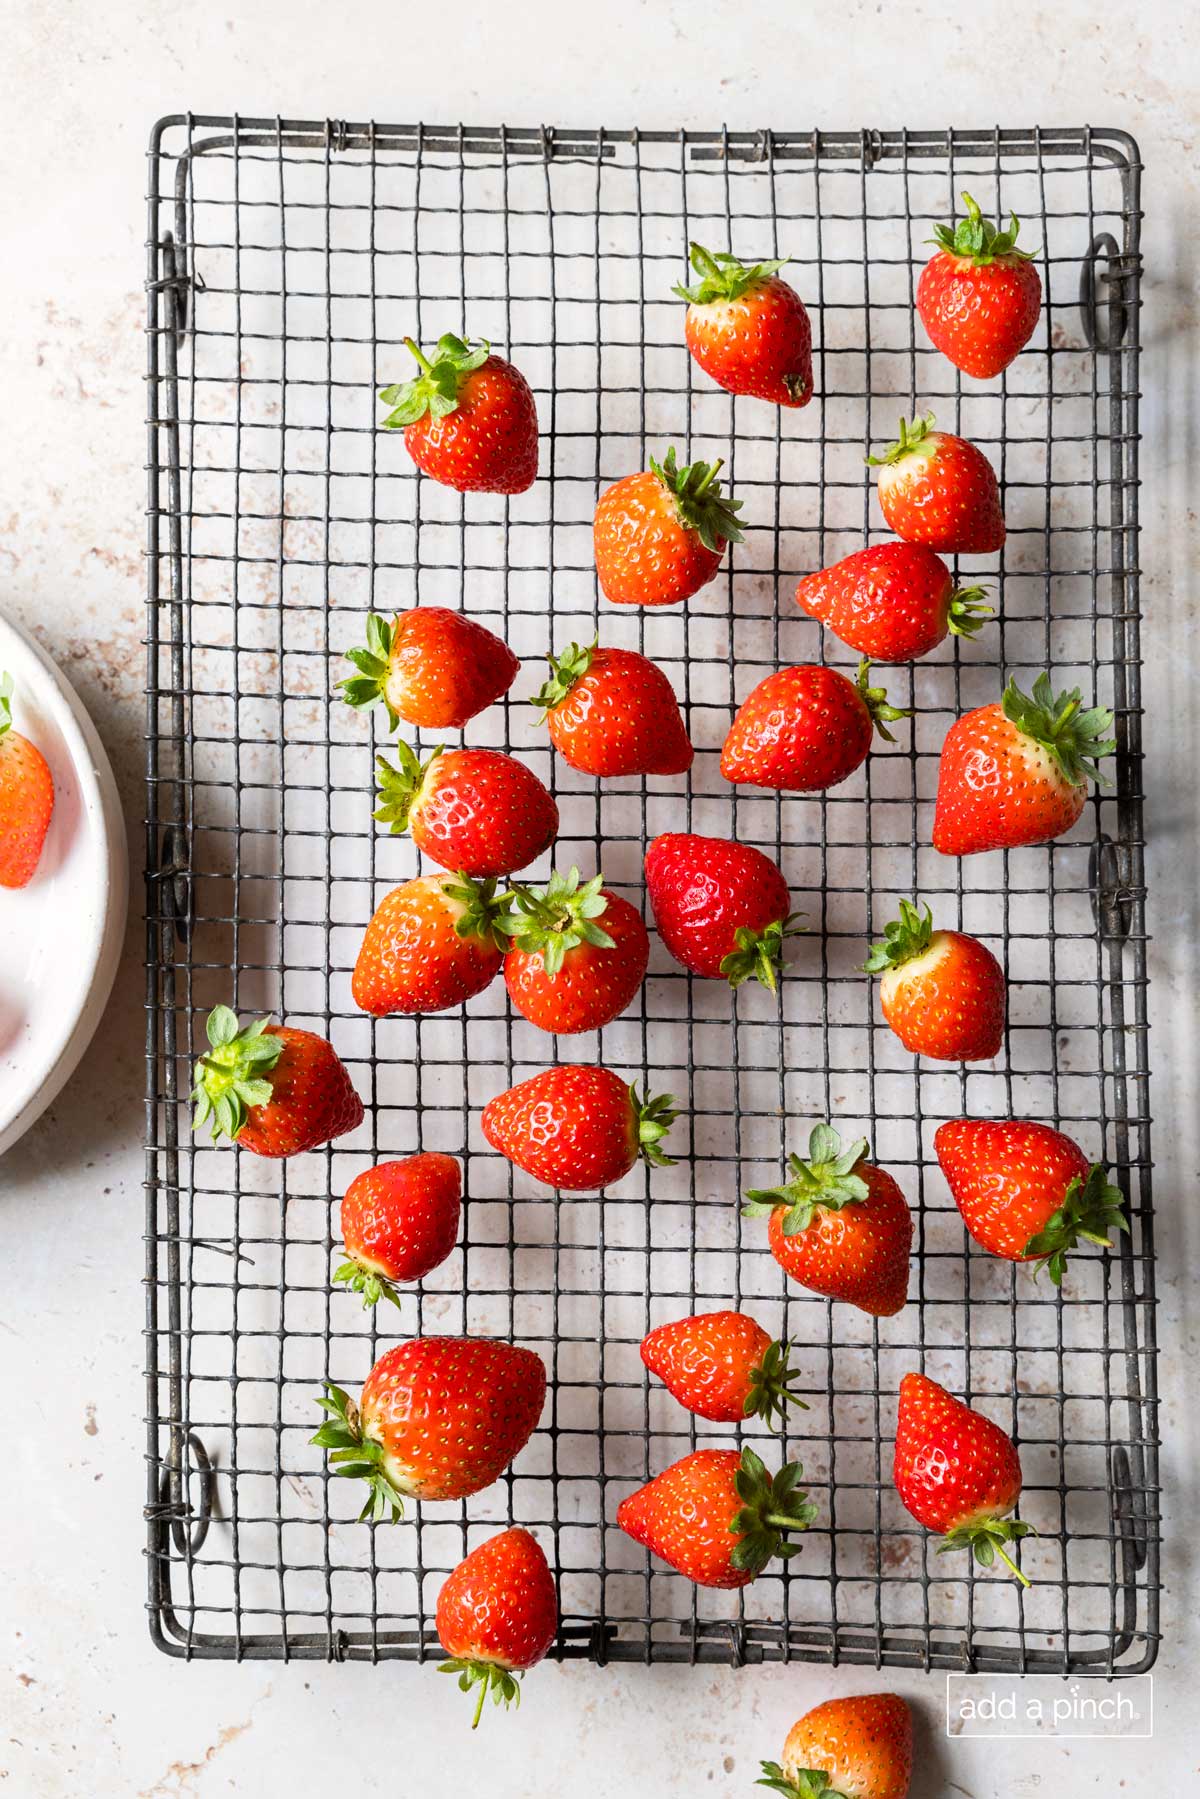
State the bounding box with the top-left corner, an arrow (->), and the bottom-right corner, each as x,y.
532,639 -> 692,777
759,1693 -> 913,1799
935,1117 -> 1128,1283
893,1372 -> 1031,1584
593,447 -> 743,608
482,1065 -> 677,1190
743,1124 -> 912,1317
352,873 -> 510,1016
644,832 -> 804,991
933,672 -> 1115,856
863,898 -> 1005,1062
500,867 -> 649,1034
867,414 -> 1005,555
436,1528 -> 558,1728
721,661 -> 908,793
379,334 -> 537,494
374,742 -> 558,877
917,191 -> 1042,380
640,1311 -> 809,1427
617,1446 -> 817,1589
191,1005 -> 363,1157
0,673 -> 54,889
312,1336 -> 546,1520
673,243 -> 813,408
795,541 -> 992,663
340,607 -> 518,732
335,1152 -> 462,1307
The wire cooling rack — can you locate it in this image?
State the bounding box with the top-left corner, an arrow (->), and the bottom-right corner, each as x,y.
144,120 -> 1158,1673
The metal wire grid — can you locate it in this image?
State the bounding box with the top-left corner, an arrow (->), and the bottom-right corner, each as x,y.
144,120 -> 1158,1673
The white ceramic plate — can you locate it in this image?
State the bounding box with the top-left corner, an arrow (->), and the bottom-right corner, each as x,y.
0,611 -> 128,1155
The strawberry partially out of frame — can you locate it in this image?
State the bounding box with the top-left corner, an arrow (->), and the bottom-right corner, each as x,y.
0,673 -> 54,889
759,1693 -> 913,1799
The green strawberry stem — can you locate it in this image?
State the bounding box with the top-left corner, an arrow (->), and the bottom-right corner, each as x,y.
865,411 -> 936,468
191,1004 -> 284,1143
0,671 -> 13,736
854,659 -> 911,744
744,1338 -> 810,1429
439,872 -> 516,952
758,1764 -> 848,1799
672,241 -> 790,306
1001,672 -> 1116,787
332,1258 -> 403,1312
930,191 -> 1039,265
497,867 -> 615,977
373,740 -> 441,835
531,638 -> 596,716
649,446 -> 745,551
632,1083 -> 680,1167
729,1447 -> 819,1577
947,585 -> 994,640
309,1381 -> 408,1523
743,1123 -> 871,1235
379,333 -> 490,430
719,912 -> 807,992
1021,1164 -> 1129,1285
438,1658 -> 523,1729
939,1515 -> 1034,1588
403,335 -> 434,375
339,612 -> 398,727
862,898 -> 934,974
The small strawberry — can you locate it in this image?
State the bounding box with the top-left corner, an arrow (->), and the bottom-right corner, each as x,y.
352,873 -> 510,1016
863,898 -> 1005,1062
0,673 -> 54,889
867,414 -> 1005,555
935,1118 -> 1128,1283
933,672 -> 1115,856
721,661 -> 908,793
500,867 -> 649,1035
312,1336 -> 546,1520
191,1005 -> 363,1157
617,1446 -> 818,1589
335,1152 -> 462,1307
374,742 -> 558,877
673,242 -> 813,408
340,608 -> 519,732
644,832 -> 804,990
482,1065 -> 677,1191
640,1311 -> 809,1428
893,1372 -> 1032,1584
379,334 -> 538,494
593,447 -> 743,608
436,1528 -> 558,1728
532,639 -> 692,777
758,1693 -> 913,1799
795,541 -> 992,662
743,1124 -> 912,1317
918,191 -> 1042,380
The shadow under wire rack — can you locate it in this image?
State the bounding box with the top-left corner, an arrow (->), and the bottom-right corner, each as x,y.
144,119 -> 1158,1673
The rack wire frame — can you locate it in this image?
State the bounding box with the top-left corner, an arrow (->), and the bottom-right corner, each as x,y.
144,119 -> 1159,1673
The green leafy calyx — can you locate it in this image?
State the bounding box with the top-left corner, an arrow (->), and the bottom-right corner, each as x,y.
332,1257 -> 404,1313
191,1005 -> 283,1143
531,638 -> 596,716
744,1338 -> 811,1431
310,1381 -> 408,1523
719,913 -> 807,992
742,1123 -> 871,1235
379,333 -> 489,430
854,658 -> 911,744
339,612 -> 398,727
757,1765 -> 848,1799
729,1447 -> 818,1578
497,866 -> 615,977
632,1083 -> 680,1168
1001,672 -> 1116,788
939,1515 -> 1034,1587
1022,1164 -> 1129,1285
372,739 -> 442,835
649,446 -> 745,552
947,585 -> 995,640
438,1657 -> 523,1730
930,191 -> 1039,265
439,872 -> 515,952
865,411 -> 937,468
862,898 -> 935,974
0,672 -> 13,738
673,241 -> 790,306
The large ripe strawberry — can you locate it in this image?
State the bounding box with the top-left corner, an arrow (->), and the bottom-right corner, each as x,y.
759,1693 -> 913,1799
893,1372 -> 1031,1584
640,1310 -> 809,1428
311,1336 -> 546,1520
335,1152 -> 462,1308
933,672 -> 1115,856
863,898 -> 1005,1062
533,639 -> 693,777
721,661 -> 908,793
436,1528 -> 558,1728
191,1005 -> 363,1156
482,1065 -> 677,1190
352,873 -> 510,1016
917,191 -> 1042,380
379,334 -> 538,494
593,447 -> 743,608
644,832 -> 804,991
795,541 -> 993,663
340,607 -> 519,732
673,242 -> 813,408
617,1446 -> 817,1589
868,414 -> 1005,554
500,867 -> 649,1035
935,1118 -> 1128,1284
374,742 -> 558,877
743,1124 -> 912,1317
0,673 -> 54,889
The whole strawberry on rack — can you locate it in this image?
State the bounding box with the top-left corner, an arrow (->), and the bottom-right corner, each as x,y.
893,1372 -> 1033,1585
722,661 -> 909,793
863,898 -> 1006,1062
335,1152 -> 462,1308
500,867 -> 650,1034
379,333 -> 538,494
0,672 -> 54,889
758,1693 -> 913,1799
868,414 -> 1005,554
532,639 -> 693,777
618,1446 -> 818,1589
641,1310 -> 809,1428
674,242 -> 813,407
352,872 -> 511,1016
917,190 -> 1042,379
373,742 -> 558,876
644,831 -> 805,991
191,1005 -> 363,1156
483,1065 -> 678,1191
795,541 -> 993,662
436,1528 -> 557,1729
593,447 -> 743,607
340,608 -> 519,732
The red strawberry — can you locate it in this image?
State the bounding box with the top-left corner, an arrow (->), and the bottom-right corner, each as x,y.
917,192 -> 1042,380
312,1336 -> 546,1519
352,873 -> 509,1016
436,1528 -> 558,1728
0,674 -> 54,889
760,1693 -> 913,1799
933,672 -> 1115,856
644,832 -> 804,991
374,743 -> 558,877
868,414 -> 1005,554
743,1125 -> 912,1317
380,334 -> 537,494
340,607 -> 518,732
795,542 -> 992,663
893,1372 -> 1031,1584
533,640 -> 692,777
593,448 -> 743,608
674,243 -> 813,408
640,1311 -> 808,1427
501,867 -> 649,1035
482,1065 -> 677,1190
335,1152 -> 462,1307
721,662 -> 908,793
191,1005 -> 363,1157
863,899 -> 1005,1062
617,1446 -> 817,1589
935,1118 -> 1128,1283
